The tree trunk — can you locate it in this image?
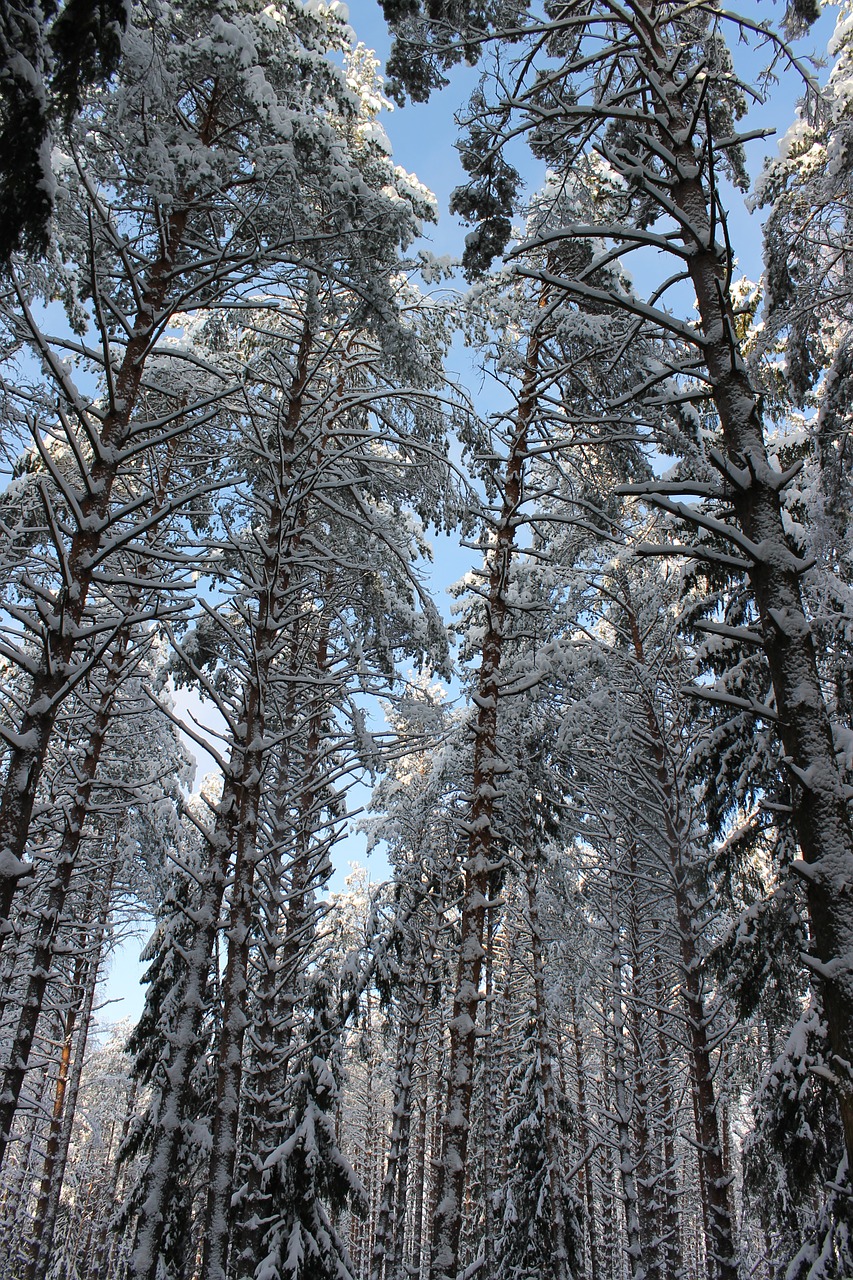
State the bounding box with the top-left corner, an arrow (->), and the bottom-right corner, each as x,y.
207,607 -> 330,1280
481,900 -> 496,1279
0,620 -> 137,1171
627,845 -> 662,1280
0,197 -> 194,941
128,774 -> 238,1280
652,925 -> 682,1280
410,1063 -> 430,1280
605,821 -> 645,1280
429,308 -> 543,1280
568,989 -> 599,1280
372,915 -> 437,1280
25,863 -> 113,1280
621,591 -> 738,1280
198,694 -> 266,1280
524,849 -> 573,1280
83,1077 -> 138,1280
633,0 -> 853,1171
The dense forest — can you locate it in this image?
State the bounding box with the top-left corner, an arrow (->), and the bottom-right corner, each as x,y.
1,1 -> 852,1278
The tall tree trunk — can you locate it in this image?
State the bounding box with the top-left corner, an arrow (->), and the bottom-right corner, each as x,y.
372,914 -> 438,1280
568,989 -> 599,1280
633,0 -> 853,1170
83,1077 -> 138,1280
231,598 -> 310,1276
0,619 -> 138,1171
481,900 -> 496,1279
198,692 -> 266,1280
621,592 -> 738,1280
627,845 -> 661,1280
0,193 -> 195,939
25,860 -> 114,1280
409,1046 -> 432,1280
675,894 -> 735,1280
209,610 -> 330,1280
0,1061 -> 50,1275
596,1051 -> 618,1280
230,730 -> 293,1278
129,764 -> 239,1280
429,307 -> 544,1280
524,848 -> 572,1280
652,925 -> 682,1280
605,821 -> 645,1280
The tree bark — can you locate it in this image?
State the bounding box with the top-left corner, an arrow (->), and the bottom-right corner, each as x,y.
25,861 -> 113,1280
0,619 -> 138,1171
429,306 -> 543,1280
605,820 -> 645,1280
524,849 -> 573,1280
632,0 -> 853,1171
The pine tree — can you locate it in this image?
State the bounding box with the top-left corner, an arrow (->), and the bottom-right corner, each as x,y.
380,0 -> 853,1188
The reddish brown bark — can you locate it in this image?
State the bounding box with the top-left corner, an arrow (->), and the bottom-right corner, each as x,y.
429,307 -> 544,1280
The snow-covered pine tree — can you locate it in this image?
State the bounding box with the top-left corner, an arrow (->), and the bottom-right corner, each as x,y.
428,205 -> 655,1280
0,0 -> 431,945
493,1014 -> 578,1280
379,0 -> 853,1183
251,970 -> 367,1280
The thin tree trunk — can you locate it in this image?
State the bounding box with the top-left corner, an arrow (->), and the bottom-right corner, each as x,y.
605,820 -> 645,1280
481,900 -> 496,1279
596,1051 -> 618,1280
425,1003 -> 447,1277
84,1077 -> 138,1280
524,849 -> 572,1280
652,925 -> 682,1280
627,845 -> 661,1280
568,989 -> 599,1280
0,1060 -> 50,1275
372,917 -> 437,1280
429,306 -> 544,1280
620,593 -> 738,1280
26,861 -> 114,1280
410,1063 -> 430,1280
0,621 -> 137,1171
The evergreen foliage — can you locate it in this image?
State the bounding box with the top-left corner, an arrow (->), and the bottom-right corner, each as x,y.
3,3 -> 853,1280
